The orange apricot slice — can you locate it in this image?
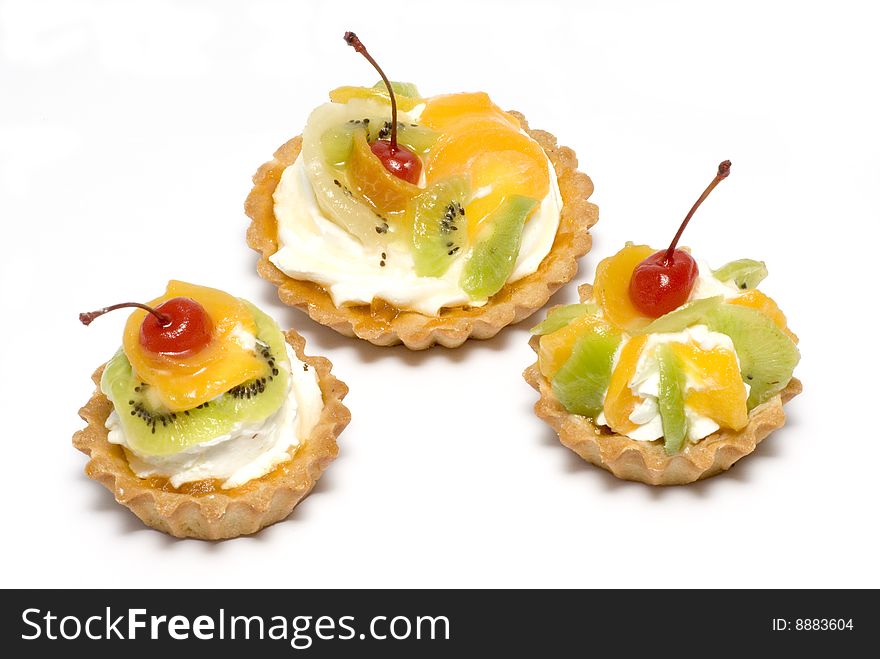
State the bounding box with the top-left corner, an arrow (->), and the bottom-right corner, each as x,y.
425,123 -> 546,184
465,149 -> 549,240
670,341 -> 749,431
603,335 -> 648,435
123,281 -> 263,412
593,244 -> 656,332
419,92 -> 520,132
347,130 -> 420,215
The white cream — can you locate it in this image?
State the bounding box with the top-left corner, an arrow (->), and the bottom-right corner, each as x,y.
621,325 -> 741,443
269,102 -> 563,316
105,344 -> 323,489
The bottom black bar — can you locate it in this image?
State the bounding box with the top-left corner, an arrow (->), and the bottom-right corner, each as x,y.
1,589 -> 872,655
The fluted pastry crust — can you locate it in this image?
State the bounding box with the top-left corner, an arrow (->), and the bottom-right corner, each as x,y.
524,285 -> 802,485
245,112 -> 598,349
73,329 -> 350,539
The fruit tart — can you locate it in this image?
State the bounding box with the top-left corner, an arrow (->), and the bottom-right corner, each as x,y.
73,281 -> 350,539
245,32 -> 597,349
524,162 -> 801,485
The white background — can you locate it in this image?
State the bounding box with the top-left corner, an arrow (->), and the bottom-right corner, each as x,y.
1,0 -> 878,589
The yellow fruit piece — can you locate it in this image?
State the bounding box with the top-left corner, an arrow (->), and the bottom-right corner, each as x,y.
539,315 -> 602,379
593,243 -> 656,332
729,289 -> 798,343
419,92 -> 520,132
419,92 -> 551,244
347,130 -> 420,214
328,85 -> 421,112
603,336 -> 648,435
464,150 -> 549,240
670,342 -> 749,431
425,123 -> 546,184
122,281 -> 263,412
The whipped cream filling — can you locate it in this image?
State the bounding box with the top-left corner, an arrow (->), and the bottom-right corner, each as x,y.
269,102 -> 563,316
105,343 -> 323,489
594,263 -> 746,444
623,325 -> 741,443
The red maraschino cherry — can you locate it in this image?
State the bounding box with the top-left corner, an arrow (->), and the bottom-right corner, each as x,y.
629,160 -> 732,317
344,31 -> 422,185
79,297 -> 213,356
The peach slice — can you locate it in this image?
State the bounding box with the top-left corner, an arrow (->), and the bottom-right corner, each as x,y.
425,123 -> 546,183
465,149 -> 549,240
347,130 -> 421,215
603,335 -> 648,435
123,281 -> 263,411
593,244 -> 656,332
419,92 -> 521,132
670,341 -> 749,431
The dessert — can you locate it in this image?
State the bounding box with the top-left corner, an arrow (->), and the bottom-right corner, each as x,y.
245,32 -> 597,349
73,281 -> 350,539
525,162 -> 801,485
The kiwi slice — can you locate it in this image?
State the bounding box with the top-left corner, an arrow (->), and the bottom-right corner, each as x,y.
372,80 -> 421,99
705,304 -> 799,409
321,125 -> 356,166
656,343 -> 688,454
461,195 -> 538,299
713,259 -> 768,290
530,303 -> 600,336
101,304 -> 290,457
638,296 -> 723,335
410,177 -> 470,277
550,321 -> 622,418
368,121 -> 438,154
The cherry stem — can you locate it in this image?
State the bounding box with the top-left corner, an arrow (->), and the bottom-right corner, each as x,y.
79,302 -> 171,327
664,160 -> 732,262
344,31 -> 398,151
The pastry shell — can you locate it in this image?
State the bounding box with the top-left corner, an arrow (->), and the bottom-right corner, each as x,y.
523,285 -> 803,485
73,329 -> 350,539
245,112 -> 598,350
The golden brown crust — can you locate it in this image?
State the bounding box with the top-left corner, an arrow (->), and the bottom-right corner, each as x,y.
244,112 -> 598,350
72,330 -> 350,539
523,284 -> 802,485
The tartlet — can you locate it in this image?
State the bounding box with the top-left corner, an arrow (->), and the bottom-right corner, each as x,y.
245,35 -> 596,350
73,282 -> 350,539
525,163 -> 801,485
526,283 -> 801,486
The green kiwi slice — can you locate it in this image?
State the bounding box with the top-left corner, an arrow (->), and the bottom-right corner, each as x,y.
638,296 -> 723,335
101,304 -> 290,457
656,343 -> 688,454
550,321 -> 622,418
460,195 -> 538,300
713,259 -> 768,290
530,303 -> 600,336
410,177 -> 470,277
372,80 -> 421,99
705,304 -> 799,409
369,121 -> 438,154
320,125 -> 356,166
